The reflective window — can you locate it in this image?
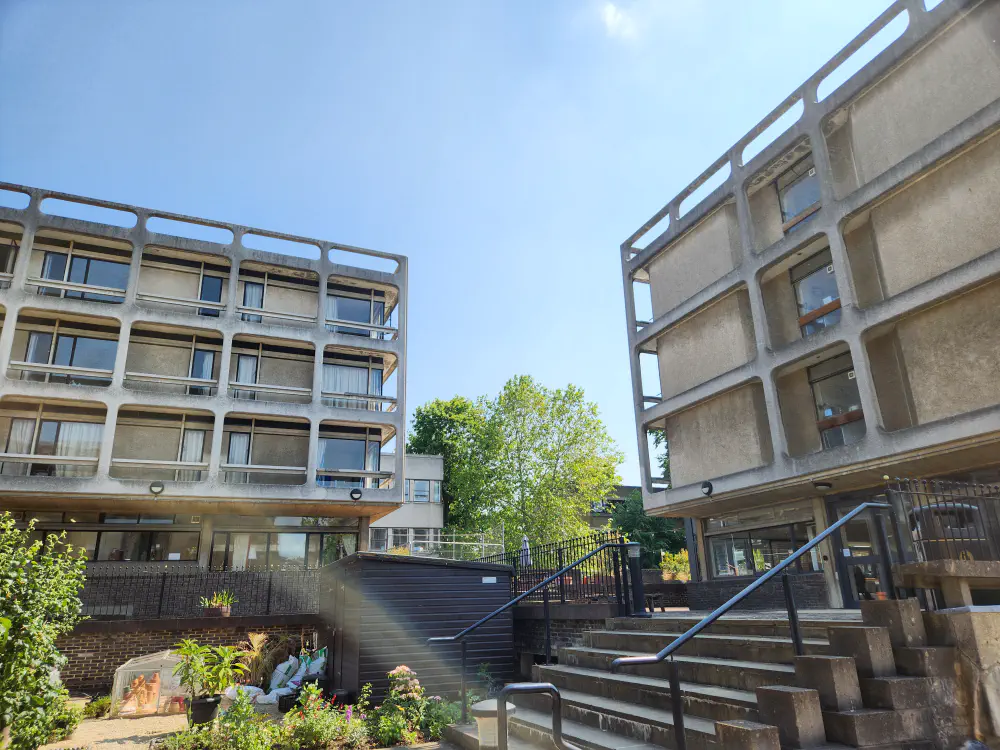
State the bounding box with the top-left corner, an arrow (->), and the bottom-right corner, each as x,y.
777,155 -> 821,226
63,530 -> 98,559
51,335 -> 117,385
391,528 -> 409,549
790,248 -> 841,336
66,256 -> 129,302
370,528 -> 388,550
413,480 -> 430,503
189,349 -> 216,396
149,531 -> 199,561
269,533 -> 306,569
809,354 -> 865,449
97,530 -> 152,561
39,252 -> 68,296
327,295 -> 372,337
321,533 -> 356,564
711,536 -> 752,577
317,437 -> 367,487
199,275 -> 223,317
432,481 -> 442,503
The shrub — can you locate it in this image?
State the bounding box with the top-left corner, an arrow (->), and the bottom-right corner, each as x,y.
372,709 -> 416,747
659,548 -> 691,581
82,694 -> 111,719
160,725 -> 217,750
217,689 -> 282,750
421,696 -> 461,740
45,690 -> 82,743
281,683 -> 346,749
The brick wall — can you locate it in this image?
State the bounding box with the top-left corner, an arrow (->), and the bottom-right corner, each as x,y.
513,602 -> 617,661
58,616 -> 320,692
686,571 -> 828,610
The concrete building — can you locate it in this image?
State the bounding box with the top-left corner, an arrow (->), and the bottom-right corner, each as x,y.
0,182 -> 407,569
368,453 -> 444,551
621,0 -> 1000,607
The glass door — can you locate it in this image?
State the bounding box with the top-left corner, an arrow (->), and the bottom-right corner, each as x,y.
826,494 -> 895,607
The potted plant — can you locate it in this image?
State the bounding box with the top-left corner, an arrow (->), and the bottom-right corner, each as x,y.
173,640 -> 248,725
200,590 -> 237,617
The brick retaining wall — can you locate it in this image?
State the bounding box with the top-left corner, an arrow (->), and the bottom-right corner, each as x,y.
58,615 -> 321,692
686,572 -> 829,610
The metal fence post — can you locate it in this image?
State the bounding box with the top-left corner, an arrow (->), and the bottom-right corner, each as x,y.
782,572 -> 804,657
626,543 -> 648,617
460,639 -> 468,724
874,513 -> 896,599
157,571 -> 167,619
266,570 -> 274,615
669,658 -> 687,750
611,548 -> 624,616
557,548 -> 566,604
543,586 -> 552,665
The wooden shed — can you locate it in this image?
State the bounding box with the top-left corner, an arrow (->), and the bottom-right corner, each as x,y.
320,552 -> 514,700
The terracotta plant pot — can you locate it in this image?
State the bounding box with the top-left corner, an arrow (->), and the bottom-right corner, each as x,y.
202,605 -> 231,617
188,695 -> 222,725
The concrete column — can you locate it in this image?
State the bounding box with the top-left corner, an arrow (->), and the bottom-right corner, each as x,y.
694,518 -> 709,583
96,402 -> 119,477
111,320 -> 132,387
306,417 -> 320,487
357,516 -> 370,551
811,497 -> 843,608
0,301 -> 20,379
225,240 -> 242,316
312,344 -> 325,405
197,514 -> 215,569
207,411 -> 226,480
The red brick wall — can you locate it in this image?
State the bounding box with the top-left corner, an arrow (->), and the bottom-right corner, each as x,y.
58,620 -> 318,692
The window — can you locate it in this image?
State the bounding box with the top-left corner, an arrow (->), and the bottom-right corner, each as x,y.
323,363 -> 370,409
210,530 -> 357,570
326,295 -> 372,337
708,522 -> 817,578
242,281 -> 264,322
66,256 -> 129,301
38,252 -> 68,296
370,528 -> 388,551
149,532 -> 199,561
809,354 -> 865,449
777,155 -> 821,229
432,481 -> 442,503
391,528 -> 409,549
51,335 -> 116,385
711,536 -> 752,577
404,480 -> 410,502
0,241 -> 16,277
317,437 -> 378,488
321,533 -> 356,564
269,533 -> 306,569
97,530 -> 151,561
199,275 -> 223,317
189,349 -> 216,396
233,354 -> 258,400
790,248 -> 841,337
412,480 -> 430,503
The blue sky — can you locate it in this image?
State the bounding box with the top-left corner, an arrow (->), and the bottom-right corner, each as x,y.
0,0 -> 893,484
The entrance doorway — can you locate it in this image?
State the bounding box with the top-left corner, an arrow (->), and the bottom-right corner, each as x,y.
825,493 -> 896,608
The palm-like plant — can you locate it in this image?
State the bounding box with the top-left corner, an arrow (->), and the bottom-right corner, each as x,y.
204,646 -> 249,695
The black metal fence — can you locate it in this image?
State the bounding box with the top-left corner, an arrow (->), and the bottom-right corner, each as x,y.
476,530 -> 628,603
889,478 -> 1000,563
80,565 -> 320,620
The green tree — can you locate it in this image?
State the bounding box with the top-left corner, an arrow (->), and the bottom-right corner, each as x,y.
412,377 -> 623,548
0,513 -> 87,750
609,489 -> 686,568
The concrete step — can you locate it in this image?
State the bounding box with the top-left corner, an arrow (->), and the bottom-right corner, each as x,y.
535,663 -> 758,723
558,646 -> 798,692
508,697 -> 715,750
584,629 -> 832,662
607,614 -> 858,639
444,722 -> 544,750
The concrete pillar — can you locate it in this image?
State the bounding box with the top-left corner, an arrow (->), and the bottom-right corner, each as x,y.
357,516 -> 370,551
715,720 -> 781,750
810,497 -> 842,608
96,403 -> 119,477
306,417 -> 320,486
828,626 -> 896,678
197,514 -> 215,569
859,598 -> 927,647
794,655 -> 862,711
694,518 -> 709,583
755,686 -> 826,749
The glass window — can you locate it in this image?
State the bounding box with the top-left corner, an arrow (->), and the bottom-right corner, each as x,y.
97,530 -> 151,561
63,530 -> 98,559
809,354 -> 864,450
49,335 -> 117,385
35,421 -> 60,455
210,533 -> 229,571
139,515 -> 175,524
777,155 -> 821,226
307,534 -> 322,568
391,528 -> 409,549
317,437 -> 366,480
39,252 -> 68,295
791,249 -> 841,336
65,256 -> 129,301
25,331 -> 53,363
65,511 -> 101,523
327,295 -> 372,337
101,513 -> 140,524
27,511 -> 64,522
199,275 -> 223,317
227,532 -> 269,571
241,281 -> 264,322
321,533 -> 356,564
404,481 -> 410,502
413,480 -> 430,503
269,533 -> 306,569
189,349 -> 216,396
710,536 -> 753,577
370,528 -> 388,551
432,481 -> 441,503
149,532 -> 199,561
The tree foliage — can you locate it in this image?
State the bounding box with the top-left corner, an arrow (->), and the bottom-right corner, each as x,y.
0,512 -> 87,749
609,489 -> 686,568
409,376 -> 622,548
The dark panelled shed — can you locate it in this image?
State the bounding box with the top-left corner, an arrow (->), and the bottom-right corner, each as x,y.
320,553 -> 514,700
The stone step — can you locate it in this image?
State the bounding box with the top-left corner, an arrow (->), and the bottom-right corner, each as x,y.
607,615 -> 857,639
444,722 -> 544,750
508,696 -> 715,750
558,646 -> 798,692
584,629 -> 832,663
535,663 -> 758,723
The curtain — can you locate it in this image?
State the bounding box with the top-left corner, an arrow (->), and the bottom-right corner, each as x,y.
369,368 -> 383,411
176,429 -> 206,481
366,440 -> 380,488
324,364 -> 368,408
234,354 -> 258,400
53,421 -> 102,477
371,301 -> 385,337
230,533 -> 251,572
226,432 -> 251,483
1,418 -> 34,476
242,282 -> 264,322
25,332 -> 51,364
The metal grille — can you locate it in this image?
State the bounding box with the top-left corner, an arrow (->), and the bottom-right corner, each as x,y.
889,478 -> 1000,563
476,530 -> 626,603
80,565 -> 320,620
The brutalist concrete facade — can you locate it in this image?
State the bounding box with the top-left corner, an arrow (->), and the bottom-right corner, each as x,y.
0,182 -> 408,559
622,0 -> 1000,596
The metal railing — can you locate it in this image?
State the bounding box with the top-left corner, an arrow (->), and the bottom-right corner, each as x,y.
477,531 -> 625,603
888,477 -> 1000,562
428,540 -> 645,723
81,565 -> 320,620
608,501 -> 893,750
497,683 -> 582,750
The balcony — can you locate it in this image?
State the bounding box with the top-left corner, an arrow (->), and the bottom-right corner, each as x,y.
123,323 -> 222,396
0,397 -> 105,478
228,335 -> 313,404
321,345 -> 397,412
0,221 -> 22,289
25,229 -> 132,304
325,276 -> 398,341
316,423 -> 393,489
136,246 -> 231,317
222,414 -> 309,485
7,309 -> 119,387
110,407 -> 213,482
236,261 -> 319,327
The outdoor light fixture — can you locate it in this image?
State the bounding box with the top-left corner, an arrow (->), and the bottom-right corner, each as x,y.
701,481 -> 713,497
149,481 -> 165,495
813,481 -> 833,491
350,488 -> 363,501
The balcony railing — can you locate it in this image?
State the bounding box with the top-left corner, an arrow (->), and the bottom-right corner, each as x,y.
26,277 -> 127,301
0,452 -> 100,472
7,361 -> 114,383
227,381 -> 312,401
222,463 -> 308,484
320,391 -> 398,412
110,457 -> 209,481
134,291 -> 226,313
316,468 -> 393,489
123,371 -> 218,395
236,305 -> 317,325
324,318 -> 398,340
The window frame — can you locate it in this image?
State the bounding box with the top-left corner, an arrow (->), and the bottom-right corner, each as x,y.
776,155 -> 821,230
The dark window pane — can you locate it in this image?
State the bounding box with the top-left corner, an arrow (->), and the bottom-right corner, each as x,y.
25,332 -> 53,363
53,336 -> 76,366
370,528 -> 387,550
97,530 -> 151,561
335,296 -> 370,323
101,513 -> 140,524
321,533 -> 356,564
777,156 -> 821,223
149,531 -> 199,561
413,480 -> 430,503
210,533 -> 228,570
68,337 -> 117,371
64,531 -> 98,559
792,250 -> 839,322
318,438 -> 365,470
269,533 -> 306,569
87,258 -> 129,290
68,257 -> 89,285
42,252 -> 67,280
199,275 -> 223,317
139,515 -> 175,524
35,421 -> 59,455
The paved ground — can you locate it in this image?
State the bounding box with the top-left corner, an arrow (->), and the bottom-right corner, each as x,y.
650,608 -> 862,621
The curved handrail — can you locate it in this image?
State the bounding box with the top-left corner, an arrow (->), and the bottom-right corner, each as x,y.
497,683 -> 583,750
427,540 -> 636,647
611,501 -> 891,673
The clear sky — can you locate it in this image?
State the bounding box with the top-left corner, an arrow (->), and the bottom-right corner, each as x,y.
0,0 -> 893,484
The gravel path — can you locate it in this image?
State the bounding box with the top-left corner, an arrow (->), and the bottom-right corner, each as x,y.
41,716 -> 187,750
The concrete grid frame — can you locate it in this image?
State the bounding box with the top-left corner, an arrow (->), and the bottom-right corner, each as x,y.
0,181 -> 408,519
621,0 -> 1000,516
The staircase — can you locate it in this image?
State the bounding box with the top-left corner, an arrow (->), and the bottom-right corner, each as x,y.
446,601 -> 960,750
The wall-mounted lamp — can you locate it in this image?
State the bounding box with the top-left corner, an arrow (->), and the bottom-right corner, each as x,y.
150,481 -> 165,495
350,488 -> 363,501
700,481 -> 713,497
813,481 -> 833,491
